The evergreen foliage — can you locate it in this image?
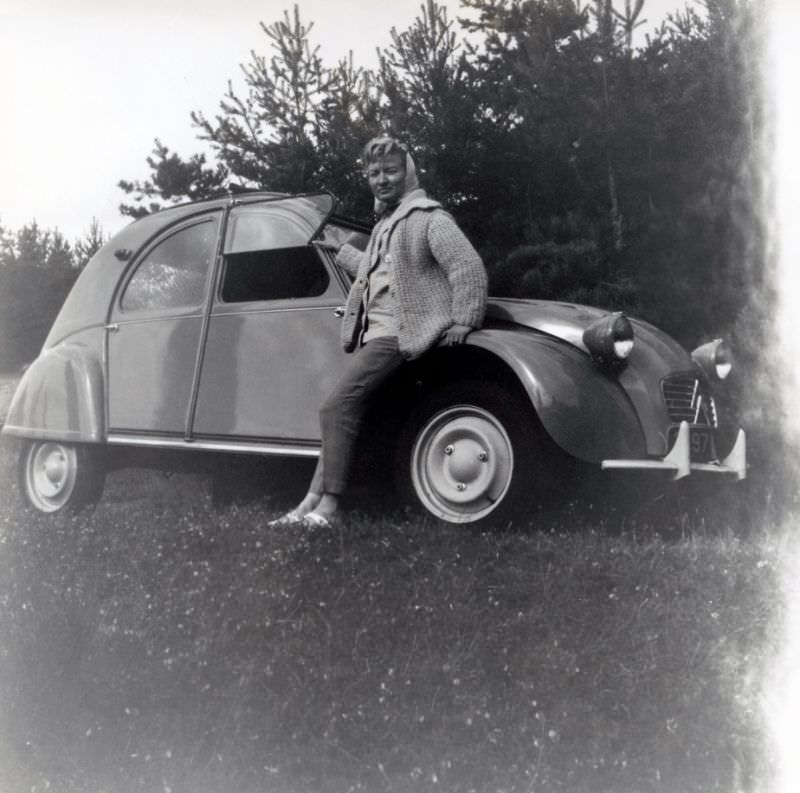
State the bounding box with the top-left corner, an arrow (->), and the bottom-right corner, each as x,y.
116,0 -> 765,355
4,1 -> 767,386
0,219 -> 108,369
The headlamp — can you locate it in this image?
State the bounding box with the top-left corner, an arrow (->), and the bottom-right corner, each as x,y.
691,339 -> 733,382
582,312 -> 635,367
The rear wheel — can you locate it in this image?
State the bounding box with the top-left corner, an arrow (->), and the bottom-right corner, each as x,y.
19,440 -> 105,513
398,381 -> 551,526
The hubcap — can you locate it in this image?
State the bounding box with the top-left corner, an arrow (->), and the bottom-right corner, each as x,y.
411,406 -> 514,523
26,442 -> 79,512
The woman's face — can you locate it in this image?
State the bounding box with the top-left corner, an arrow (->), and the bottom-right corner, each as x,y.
367,152 -> 407,205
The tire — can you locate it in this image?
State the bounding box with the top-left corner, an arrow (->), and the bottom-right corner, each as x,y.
397,380 -> 552,526
18,440 -> 106,514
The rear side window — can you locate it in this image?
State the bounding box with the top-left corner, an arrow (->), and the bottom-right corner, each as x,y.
121,220 -> 216,312
221,246 -> 329,303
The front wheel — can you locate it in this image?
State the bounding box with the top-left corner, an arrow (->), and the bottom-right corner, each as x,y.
18,440 -> 106,514
398,381 -> 553,526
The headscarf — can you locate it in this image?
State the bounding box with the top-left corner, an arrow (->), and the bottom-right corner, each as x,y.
362,136 -> 420,216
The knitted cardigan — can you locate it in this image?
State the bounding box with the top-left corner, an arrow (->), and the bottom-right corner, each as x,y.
335,191 -> 488,360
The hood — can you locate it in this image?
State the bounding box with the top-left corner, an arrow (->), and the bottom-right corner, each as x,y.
486,297 -> 693,375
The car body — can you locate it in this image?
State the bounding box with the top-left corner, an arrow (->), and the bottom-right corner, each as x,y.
1,191 -> 746,523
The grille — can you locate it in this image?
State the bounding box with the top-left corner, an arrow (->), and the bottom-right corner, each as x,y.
661,374 -> 718,428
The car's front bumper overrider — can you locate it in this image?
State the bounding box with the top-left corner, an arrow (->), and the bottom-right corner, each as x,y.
601,421 -> 746,480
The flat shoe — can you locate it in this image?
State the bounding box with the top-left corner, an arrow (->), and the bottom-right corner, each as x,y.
302,511 -> 336,530
268,510 -> 304,528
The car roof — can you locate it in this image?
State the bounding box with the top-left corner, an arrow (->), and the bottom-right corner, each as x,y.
43,190 -> 368,348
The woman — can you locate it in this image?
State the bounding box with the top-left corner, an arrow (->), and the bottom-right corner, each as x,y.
271,136 -> 488,528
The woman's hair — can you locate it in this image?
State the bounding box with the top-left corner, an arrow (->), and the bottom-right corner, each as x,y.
362,135 -> 420,212
361,136 -> 409,166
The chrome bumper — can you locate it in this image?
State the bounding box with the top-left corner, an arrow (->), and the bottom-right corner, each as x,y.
601,422 -> 746,481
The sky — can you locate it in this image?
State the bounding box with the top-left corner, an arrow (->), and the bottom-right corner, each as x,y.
0,0 -> 689,243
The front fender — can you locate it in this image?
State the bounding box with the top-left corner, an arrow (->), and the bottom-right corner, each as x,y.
467,328 -> 645,463
2,333 -> 105,443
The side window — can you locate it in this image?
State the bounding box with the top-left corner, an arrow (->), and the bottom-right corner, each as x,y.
121,220 -> 217,312
221,246 -> 330,303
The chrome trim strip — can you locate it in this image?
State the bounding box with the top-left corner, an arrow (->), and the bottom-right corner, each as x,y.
106,433 -> 320,458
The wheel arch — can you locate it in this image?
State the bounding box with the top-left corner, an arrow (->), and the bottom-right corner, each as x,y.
379,329 -> 647,464
2,333 -> 105,443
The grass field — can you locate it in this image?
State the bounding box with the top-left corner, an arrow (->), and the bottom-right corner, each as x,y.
0,440 -> 791,793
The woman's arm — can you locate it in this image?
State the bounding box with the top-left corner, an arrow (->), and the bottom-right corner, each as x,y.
426,211 -> 488,332
334,243 -> 365,278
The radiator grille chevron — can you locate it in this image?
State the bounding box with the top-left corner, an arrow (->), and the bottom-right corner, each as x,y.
661,374 -> 718,428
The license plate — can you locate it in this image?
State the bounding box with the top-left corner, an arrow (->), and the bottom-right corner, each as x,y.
669,426 -> 715,461
689,429 -> 714,460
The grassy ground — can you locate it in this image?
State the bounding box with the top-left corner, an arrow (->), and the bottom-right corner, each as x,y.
0,441 -> 788,793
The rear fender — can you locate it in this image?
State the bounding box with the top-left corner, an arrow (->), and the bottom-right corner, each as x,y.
467,329 -> 645,463
2,336 -> 104,443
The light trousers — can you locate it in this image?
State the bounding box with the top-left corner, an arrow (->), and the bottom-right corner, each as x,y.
309,336 -> 405,496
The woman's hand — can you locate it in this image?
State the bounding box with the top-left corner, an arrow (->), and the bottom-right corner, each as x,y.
312,239 -> 341,254
441,323 -> 473,345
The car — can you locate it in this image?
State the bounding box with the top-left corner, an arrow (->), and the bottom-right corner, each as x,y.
1,190 -> 746,523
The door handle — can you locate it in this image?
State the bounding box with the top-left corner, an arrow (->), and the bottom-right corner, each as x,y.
104,323 -> 120,332
333,306 -> 345,318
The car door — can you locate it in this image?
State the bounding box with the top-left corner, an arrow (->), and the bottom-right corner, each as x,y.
191,199 -> 351,444
106,213 -> 220,435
